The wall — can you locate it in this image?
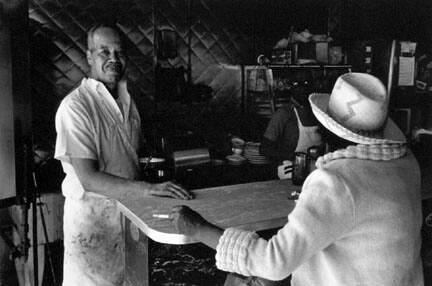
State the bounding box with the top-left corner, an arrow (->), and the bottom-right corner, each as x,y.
29,0 -> 255,143
339,0 -> 432,43
28,0 -> 335,144
0,3 -> 16,201
28,0 -> 432,144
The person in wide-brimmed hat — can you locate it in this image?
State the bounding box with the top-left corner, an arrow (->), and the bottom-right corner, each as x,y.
168,72 -> 423,286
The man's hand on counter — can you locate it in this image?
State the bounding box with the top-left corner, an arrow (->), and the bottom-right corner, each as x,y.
171,205 -> 223,249
148,181 -> 194,200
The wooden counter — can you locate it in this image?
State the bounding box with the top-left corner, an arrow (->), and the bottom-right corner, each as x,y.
117,180 -> 300,245
118,170 -> 432,246
119,179 -> 300,285
118,173 -> 430,285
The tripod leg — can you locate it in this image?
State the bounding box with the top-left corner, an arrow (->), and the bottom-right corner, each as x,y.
38,201 -> 57,285
14,256 -> 26,286
31,169 -> 58,286
11,224 -> 26,286
26,245 -> 44,286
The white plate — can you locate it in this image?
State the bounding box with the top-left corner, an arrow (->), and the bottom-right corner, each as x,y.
226,155 -> 247,162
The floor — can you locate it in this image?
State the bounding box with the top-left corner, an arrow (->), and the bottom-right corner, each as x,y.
2,223 -> 429,286
1,238 -> 226,286
150,242 -> 227,286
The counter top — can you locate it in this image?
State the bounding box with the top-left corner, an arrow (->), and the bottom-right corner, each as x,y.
117,180 -> 300,245
118,161 -> 432,245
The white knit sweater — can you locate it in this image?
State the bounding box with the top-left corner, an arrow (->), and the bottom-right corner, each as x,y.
216,151 -> 423,286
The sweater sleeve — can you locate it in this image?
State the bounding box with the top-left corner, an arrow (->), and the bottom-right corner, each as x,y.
215,169 -> 355,281
215,228 -> 260,276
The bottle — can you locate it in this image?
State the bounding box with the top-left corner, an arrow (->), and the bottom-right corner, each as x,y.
307,146 -> 321,175
154,136 -> 174,182
292,152 -> 307,186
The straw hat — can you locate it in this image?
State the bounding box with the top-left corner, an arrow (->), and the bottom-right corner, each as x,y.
309,73 -> 406,145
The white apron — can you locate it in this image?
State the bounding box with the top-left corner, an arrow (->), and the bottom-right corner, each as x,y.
293,107 -> 322,153
59,80 -> 141,286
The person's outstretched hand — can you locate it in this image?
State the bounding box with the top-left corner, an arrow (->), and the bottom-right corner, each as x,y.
170,205 -> 208,236
171,205 -> 223,248
148,181 -> 194,200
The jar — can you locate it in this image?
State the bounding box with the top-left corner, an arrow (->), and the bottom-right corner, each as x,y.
307,146 -> 321,175
139,157 -> 169,183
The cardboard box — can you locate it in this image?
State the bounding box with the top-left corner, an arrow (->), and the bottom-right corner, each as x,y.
294,42 -> 329,64
271,49 -> 292,65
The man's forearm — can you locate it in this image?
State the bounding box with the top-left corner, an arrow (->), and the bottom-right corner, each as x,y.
71,158 -> 192,200
70,157 -> 152,200
78,170 -> 151,201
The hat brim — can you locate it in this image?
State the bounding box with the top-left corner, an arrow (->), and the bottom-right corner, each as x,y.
309,93 -> 406,145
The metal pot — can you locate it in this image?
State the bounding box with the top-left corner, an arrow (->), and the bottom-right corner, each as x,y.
139,157 -> 168,183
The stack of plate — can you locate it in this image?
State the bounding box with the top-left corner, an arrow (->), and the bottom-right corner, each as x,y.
244,142 -> 270,165
225,154 -> 247,166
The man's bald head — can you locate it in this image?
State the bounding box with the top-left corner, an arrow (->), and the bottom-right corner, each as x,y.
86,23 -> 127,91
87,23 -> 124,51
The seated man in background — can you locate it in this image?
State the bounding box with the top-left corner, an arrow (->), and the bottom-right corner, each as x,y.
260,81 -> 322,164
171,73 -> 423,286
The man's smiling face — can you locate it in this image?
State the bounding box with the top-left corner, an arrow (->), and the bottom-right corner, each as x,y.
87,27 -> 126,90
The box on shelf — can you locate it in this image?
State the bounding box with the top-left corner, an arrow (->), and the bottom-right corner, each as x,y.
316,42 -> 329,63
292,42 -> 330,64
271,48 -> 293,65
329,46 -> 344,65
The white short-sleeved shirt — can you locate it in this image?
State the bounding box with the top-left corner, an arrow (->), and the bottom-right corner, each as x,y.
55,78 -> 141,199
55,78 -> 142,286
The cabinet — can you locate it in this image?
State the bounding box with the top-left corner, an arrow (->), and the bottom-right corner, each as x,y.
270,64 -> 352,109
244,66 -> 276,120
242,64 -> 352,141
244,64 -> 353,115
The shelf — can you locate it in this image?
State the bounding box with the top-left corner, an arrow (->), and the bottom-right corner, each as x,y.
416,90 -> 432,95
247,89 -> 272,93
268,64 -> 352,69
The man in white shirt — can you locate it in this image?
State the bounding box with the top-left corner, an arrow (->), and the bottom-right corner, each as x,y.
55,23 -> 192,286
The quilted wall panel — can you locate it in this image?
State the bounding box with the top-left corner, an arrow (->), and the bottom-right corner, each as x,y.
30,0 -> 258,144
30,0 -> 155,144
